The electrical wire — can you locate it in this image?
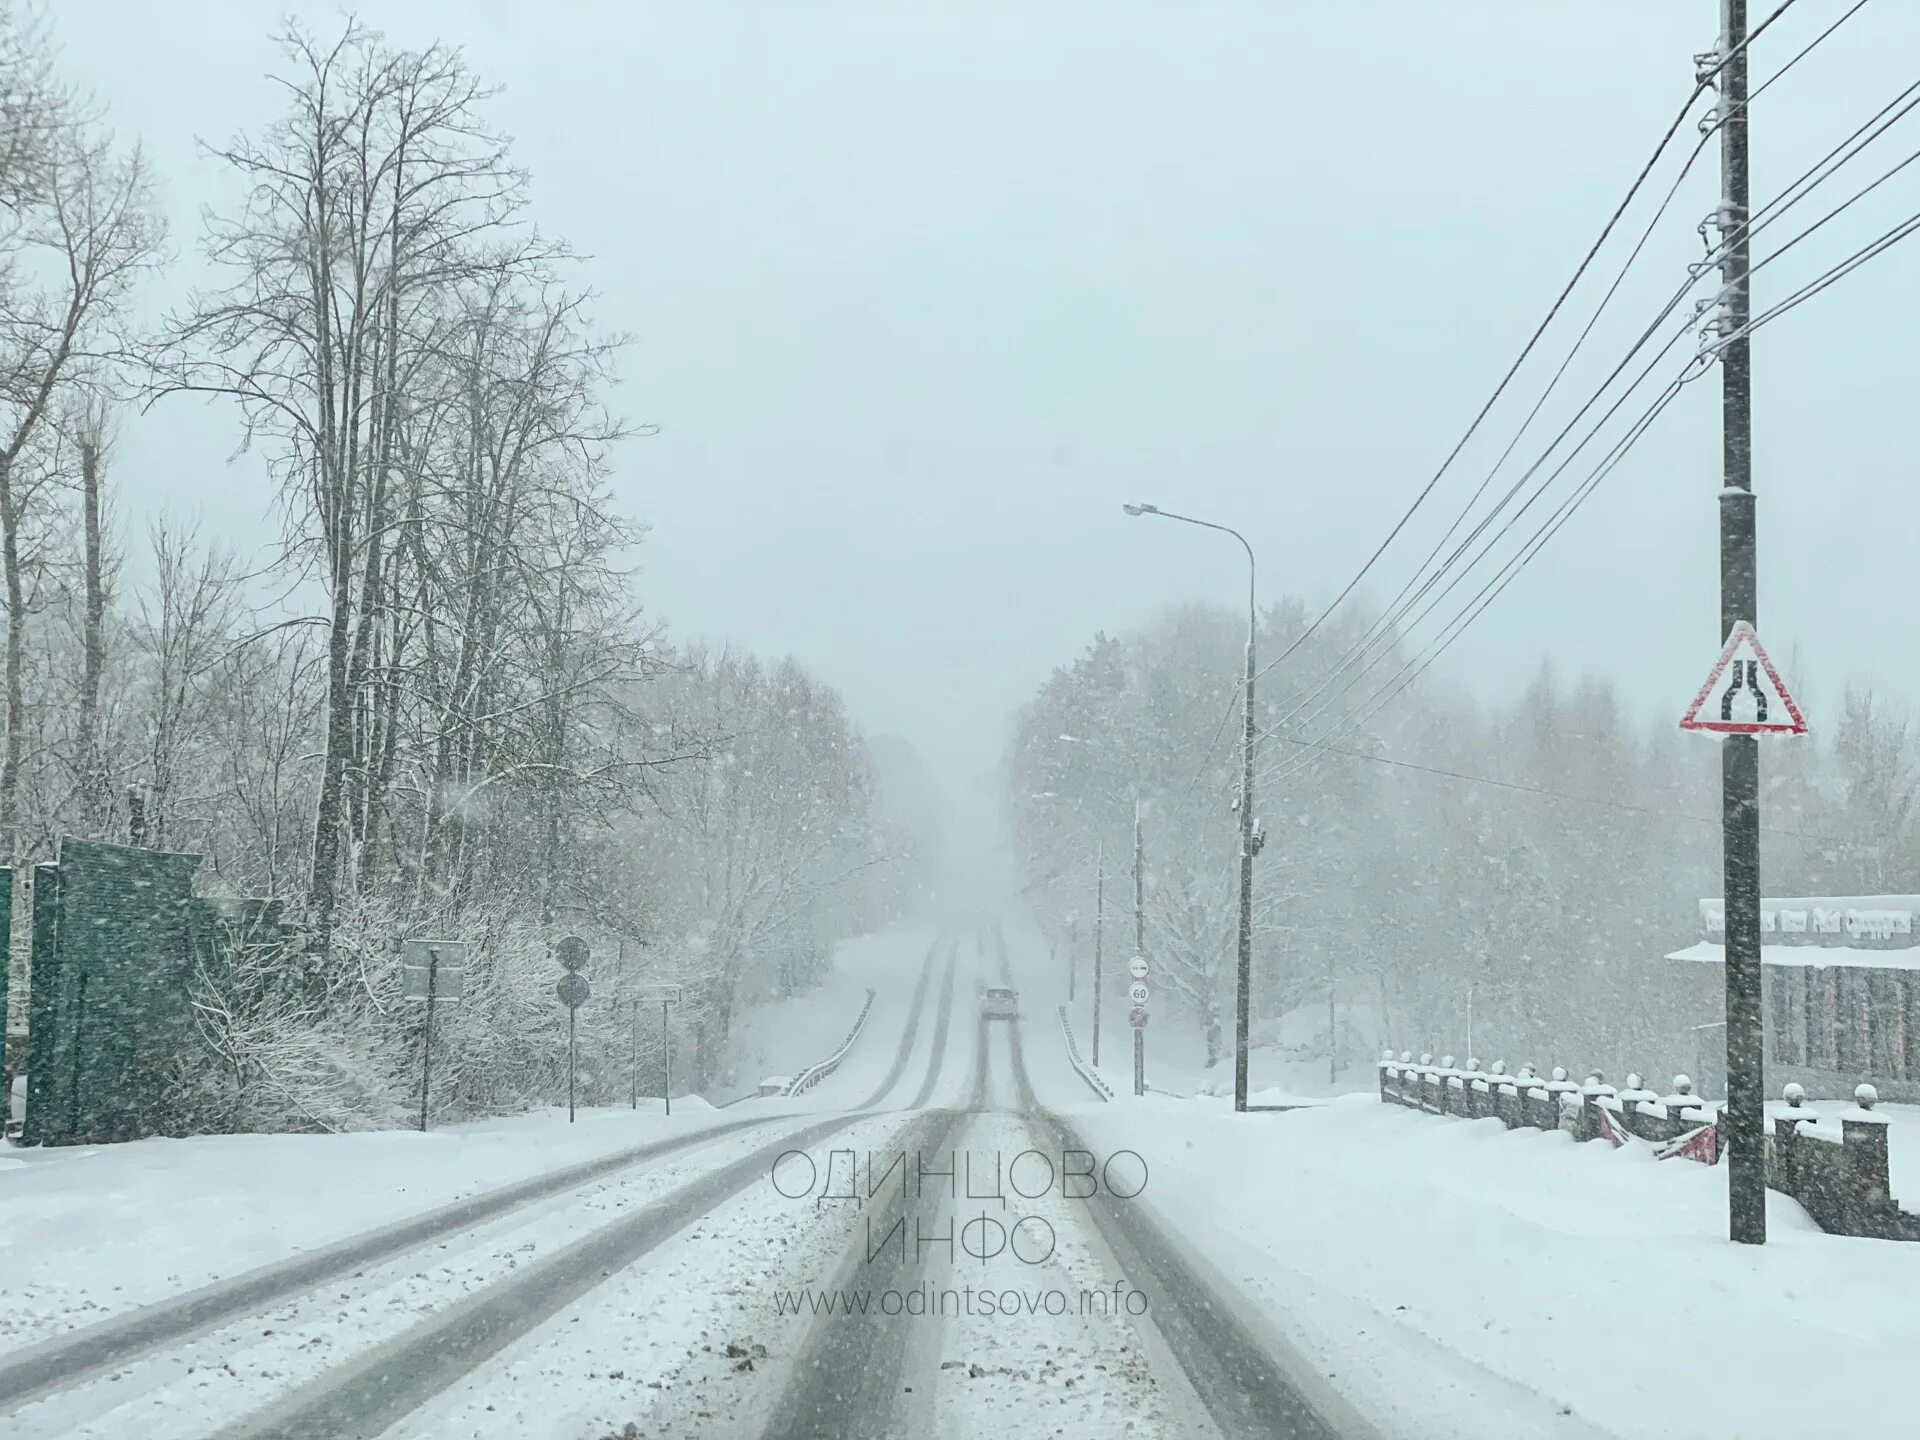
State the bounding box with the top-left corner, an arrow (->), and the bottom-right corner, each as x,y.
1167,1 -> 1853,836
1244,4 -> 1868,763
1734,197 -> 1920,344
1259,366 -> 1693,798
1253,63 -> 1920,783
1237,79 -> 1717,705
1243,0 -> 1808,709
1264,732 -> 1839,842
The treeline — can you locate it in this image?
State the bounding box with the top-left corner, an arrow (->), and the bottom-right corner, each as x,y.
1004,601 -> 1916,1085
0,11 -> 900,1128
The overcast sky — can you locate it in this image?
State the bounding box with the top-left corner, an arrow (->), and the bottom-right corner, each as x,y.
73,0 -> 1920,782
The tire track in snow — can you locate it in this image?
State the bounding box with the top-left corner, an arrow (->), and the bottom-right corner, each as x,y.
905,939 -> 963,1112
1,929 -> 955,1433
1005,1002 -> 1370,1440
0,1112 -> 798,1415
755,1030 -> 987,1439
222,929 -> 957,1439
847,930 -> 948,1112
211,1116 -> 864,1440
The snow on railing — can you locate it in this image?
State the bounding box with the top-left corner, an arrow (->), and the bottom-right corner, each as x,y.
783,988 -> 877,1098
1059,1006 -> 1113,1102
1376,1047 -> 1920,1241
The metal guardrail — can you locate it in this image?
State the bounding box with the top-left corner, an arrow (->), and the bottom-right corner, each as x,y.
1058,1006 -> 1113,1102
782,988 -> 877,1097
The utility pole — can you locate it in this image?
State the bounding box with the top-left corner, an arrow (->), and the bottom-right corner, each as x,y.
417,945 -> 440,1133
1133,800 -> 1146,1097
1121,503 -> 1258,1111
1093,842 -> 1105,1067
1715,0 -> 1765,1246
1234,594 -> 1256,1114
623,939 -> 638,1112
1327,950 -> 1337,1087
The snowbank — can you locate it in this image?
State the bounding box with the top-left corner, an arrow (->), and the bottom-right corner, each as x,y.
1069,1093 -> 1920,1439
0,1102 -> 722,1357
713,928 -> 934,1103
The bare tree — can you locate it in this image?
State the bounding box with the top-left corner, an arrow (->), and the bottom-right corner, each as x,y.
164,22 -> 543,931
0,132 -> 159,856
0,1 -> 65,217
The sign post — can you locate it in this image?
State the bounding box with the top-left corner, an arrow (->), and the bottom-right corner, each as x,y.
556,936 -> 591,1123
1680,614 -> 1807,1245
403,940 -> 466,1133
1133,802 -> 1147,1096
633,983 -> 682,1115
1130,965 -> 1149,1096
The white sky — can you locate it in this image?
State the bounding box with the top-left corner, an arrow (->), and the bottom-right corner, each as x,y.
70,0 -> 1920,780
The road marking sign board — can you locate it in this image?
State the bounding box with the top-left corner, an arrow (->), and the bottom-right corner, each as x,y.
1679,622 -> 1807,736
556,935 -> 590,971
402,964 -> 464,1002
401,939 -> 466,1003
557,973 -> 591,1008
1128,981 -> 1149,1005
1129,1007 -> 1149,1028
1127,957 -> 1149,981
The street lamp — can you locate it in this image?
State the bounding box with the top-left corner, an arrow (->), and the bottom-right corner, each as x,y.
1124,501 -> 1260,1112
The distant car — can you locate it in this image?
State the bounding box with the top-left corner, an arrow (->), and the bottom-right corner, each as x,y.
980,986 -> 1018,1021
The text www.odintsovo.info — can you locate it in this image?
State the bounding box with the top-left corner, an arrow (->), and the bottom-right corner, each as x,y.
773,1282 -> 1148,1319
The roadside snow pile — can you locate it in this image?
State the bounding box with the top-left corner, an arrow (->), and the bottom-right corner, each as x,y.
714,929 -> 927,1103
0,1103 -> 719,1357
1073,1093 -> 1920,1440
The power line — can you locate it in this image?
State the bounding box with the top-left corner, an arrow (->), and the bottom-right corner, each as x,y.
1239,77 -> 1719,702
1736,197 -> 1920,342
1179,2 -> 1849,819
1258,43 -> 1893,756
1265,732 -> 1839,842
1736,78 -> 1920,259
1749,0 -> 1872,104
1246,0 -> 1808,709
1253,274 -> 1705,778
1259,346 -> 1696,797
1255,64 -> 1920,786
1252,109 -> 1717,749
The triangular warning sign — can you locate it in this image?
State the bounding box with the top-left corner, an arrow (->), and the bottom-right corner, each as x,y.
1679,622 -> 1807,736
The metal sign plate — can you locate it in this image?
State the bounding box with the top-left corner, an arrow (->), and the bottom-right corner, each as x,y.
402,964 -> 464,1002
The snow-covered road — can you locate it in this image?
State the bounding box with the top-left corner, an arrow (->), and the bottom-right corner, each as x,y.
0,920 -> 1370,1438
25,914 -> 1896,1438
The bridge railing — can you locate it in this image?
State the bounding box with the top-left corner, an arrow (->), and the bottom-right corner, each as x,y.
783,989 -> 877,1098
1059,1006 -> 1113,1102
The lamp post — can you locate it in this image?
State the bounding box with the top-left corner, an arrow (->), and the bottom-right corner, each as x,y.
1123,502 -> 1260,1112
